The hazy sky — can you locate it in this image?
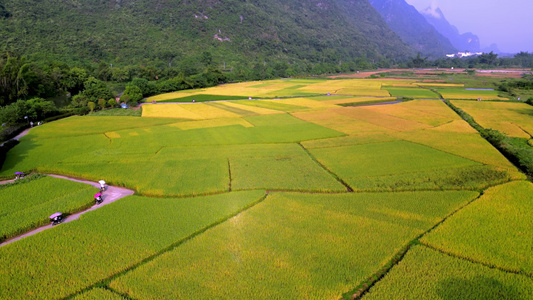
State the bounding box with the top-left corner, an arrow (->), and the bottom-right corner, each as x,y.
404,0 -> 533,53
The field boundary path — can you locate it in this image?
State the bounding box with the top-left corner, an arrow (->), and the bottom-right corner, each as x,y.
0,175 -> 134,247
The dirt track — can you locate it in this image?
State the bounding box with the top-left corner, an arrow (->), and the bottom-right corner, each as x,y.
0,175 -> 134,247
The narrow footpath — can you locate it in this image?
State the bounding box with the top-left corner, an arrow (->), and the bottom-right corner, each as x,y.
0,175 -> 134,247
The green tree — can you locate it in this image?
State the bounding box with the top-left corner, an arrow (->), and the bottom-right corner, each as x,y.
97,98 -> 107,110
25,97 -> 57,120
478,51 -> 498,66
108,98 -> 116,108
0,100 -> 27,125
122,85 -> 143,105
87,101 -> 96,112
81,77 -> 113,103
409,53 -> 428,68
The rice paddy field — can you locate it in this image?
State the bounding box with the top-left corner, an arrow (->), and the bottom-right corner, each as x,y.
1,74 -> 531,299
451,100 -> 533,138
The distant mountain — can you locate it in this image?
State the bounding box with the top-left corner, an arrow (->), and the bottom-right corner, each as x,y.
0,0 -> 413,68
368,0 -> 456,58
421,6 -> 481,52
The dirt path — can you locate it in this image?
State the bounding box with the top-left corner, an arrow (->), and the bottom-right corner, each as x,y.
0,175 -> 134,247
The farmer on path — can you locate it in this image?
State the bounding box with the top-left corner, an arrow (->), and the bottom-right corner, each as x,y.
99,180 -> 106,192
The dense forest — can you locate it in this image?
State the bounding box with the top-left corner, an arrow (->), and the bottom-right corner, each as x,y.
0,0 -> 412,68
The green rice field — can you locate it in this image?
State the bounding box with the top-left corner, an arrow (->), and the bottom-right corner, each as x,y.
1,75 -> 531,299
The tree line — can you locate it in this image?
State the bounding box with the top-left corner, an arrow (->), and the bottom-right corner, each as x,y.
1,50 -> 533,130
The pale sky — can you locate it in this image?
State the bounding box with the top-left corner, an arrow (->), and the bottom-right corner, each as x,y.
404,0 -> 533,53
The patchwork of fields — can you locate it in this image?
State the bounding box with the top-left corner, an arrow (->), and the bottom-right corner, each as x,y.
1,77 -> 531,299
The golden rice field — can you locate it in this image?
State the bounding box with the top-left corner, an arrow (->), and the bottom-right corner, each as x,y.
1,76 -> 530,299
451,100 -> 533,138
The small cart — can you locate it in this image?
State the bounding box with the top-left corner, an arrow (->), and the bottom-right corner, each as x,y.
49,213 -> 63,225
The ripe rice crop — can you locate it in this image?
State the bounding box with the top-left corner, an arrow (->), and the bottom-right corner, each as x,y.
236,100 -> 308,112
334,107 -> 432,132
24,116 -> 176,139
171,118 -> 254,130
388,129 -> 523,174
437,88 -> 506,100
320,96 -> 397,105
1,114 -> 343,195
141,103 -> 205,119
109,191 -> 476,299
292,109 -> 390,135
361,100 -> 455,127
177,103 -> 243,119
308,140 -> 501,191
428,120 -> 478,134
230,154 -> 346,192
0,190 -> 266,299
335,88 -> 390,97
0,135 -> 110,178
364,245 -> 533,299
451,101 -> 533,138
384,87 -> 440,99
210,101 -> 282,115
421,181 -> 533,275
266,97 -> 337,109
204,102 -> 258,117
416,83 -> 464,88
301,134 -> 399,149
0,176 -> 96,242
55,158 -> 230,197
155,94 -> 249,103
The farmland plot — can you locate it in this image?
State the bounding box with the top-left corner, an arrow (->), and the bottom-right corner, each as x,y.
109,191 -> 477,299
421,181 -> 533,275
0,176 -> 96,242
1,114 -> 344,196
436,88 -> 506,100
451,100 -> 533,138
308,141 -> 509,191
0,191 -> 266,299
363,245 -> 533,300
384,87 -> 439,99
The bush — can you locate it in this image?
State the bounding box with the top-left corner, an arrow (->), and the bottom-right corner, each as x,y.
88,101 -> 96,112
122,85 -> 143,105
0,124 -> 27,143
108,98 -> 116,108
0,139 -> 19,170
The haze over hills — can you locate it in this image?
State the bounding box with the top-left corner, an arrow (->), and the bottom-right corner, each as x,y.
421,6 -> 482,53
0,0 -> 414,68
368,0 -> 457,58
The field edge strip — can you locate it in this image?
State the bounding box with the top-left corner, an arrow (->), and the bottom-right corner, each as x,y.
419,242 -> 533,279
297,143 -> 354,192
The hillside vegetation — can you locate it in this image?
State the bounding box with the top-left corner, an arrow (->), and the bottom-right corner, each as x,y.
0,0 -> 413,68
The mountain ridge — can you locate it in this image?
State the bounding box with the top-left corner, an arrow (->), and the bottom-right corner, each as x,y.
421,6 -> 481,52
368,0 -> 457,58
0,0 -> 414,68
